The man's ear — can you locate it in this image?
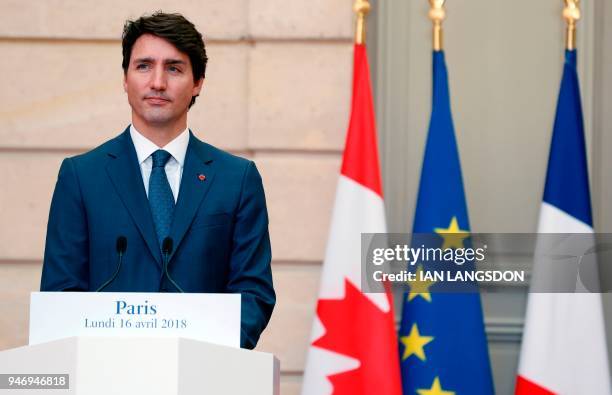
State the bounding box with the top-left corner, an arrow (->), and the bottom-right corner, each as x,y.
193,78 -> 204,96
123,73 -> 128,93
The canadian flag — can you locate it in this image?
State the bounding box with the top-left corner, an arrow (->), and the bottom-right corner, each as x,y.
301,44 -> 402,395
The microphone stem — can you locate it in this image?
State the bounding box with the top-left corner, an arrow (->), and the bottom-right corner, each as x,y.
95,252 -> 123,292
163,252 -> 184,293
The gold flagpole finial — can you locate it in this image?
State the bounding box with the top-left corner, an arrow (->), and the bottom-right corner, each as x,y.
563,0 -> 580,50
428,0 -> 446,51
354,0 -> 371,45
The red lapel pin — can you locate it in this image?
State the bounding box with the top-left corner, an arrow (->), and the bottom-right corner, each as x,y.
198,174 -> 206,181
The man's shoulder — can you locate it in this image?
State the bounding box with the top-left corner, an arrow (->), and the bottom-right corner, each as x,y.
189,134 -> 253,171
68,127 -> 130,166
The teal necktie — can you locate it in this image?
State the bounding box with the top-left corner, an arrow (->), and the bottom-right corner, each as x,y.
148,150 -> 175,248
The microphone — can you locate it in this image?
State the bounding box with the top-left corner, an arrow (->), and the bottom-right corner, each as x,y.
162,237 -> 184,293
95,236 -> 128,292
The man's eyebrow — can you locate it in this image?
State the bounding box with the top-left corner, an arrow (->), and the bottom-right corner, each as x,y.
164,59 -> 187,65
133,57 -> 155,63
132,57 -> 186,65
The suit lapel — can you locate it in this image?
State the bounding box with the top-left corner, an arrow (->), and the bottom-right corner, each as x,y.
105,128 -> 162,267
168,132 -> 216,262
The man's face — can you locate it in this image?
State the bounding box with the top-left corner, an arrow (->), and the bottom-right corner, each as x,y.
123,34 -> 203,128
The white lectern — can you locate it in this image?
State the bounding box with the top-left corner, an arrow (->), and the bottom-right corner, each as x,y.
0,336 -> 279,394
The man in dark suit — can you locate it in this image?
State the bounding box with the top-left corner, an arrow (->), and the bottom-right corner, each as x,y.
40,12 -> 275,349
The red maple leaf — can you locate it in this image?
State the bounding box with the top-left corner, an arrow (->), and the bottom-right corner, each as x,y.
313,279 -> 402,395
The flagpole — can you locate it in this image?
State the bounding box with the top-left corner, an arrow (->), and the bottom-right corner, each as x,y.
563,0 -> 580,50
428,0 -> 446,51
353,0 -> 370,45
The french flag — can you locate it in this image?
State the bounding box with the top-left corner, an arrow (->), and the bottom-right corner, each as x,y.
515,50 -> 611,395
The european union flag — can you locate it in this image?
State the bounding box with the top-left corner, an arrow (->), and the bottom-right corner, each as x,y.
398,51 -> 495,394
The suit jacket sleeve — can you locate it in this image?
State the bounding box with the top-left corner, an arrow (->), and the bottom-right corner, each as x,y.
228,161 -> 275,349
40,158 -> 89,291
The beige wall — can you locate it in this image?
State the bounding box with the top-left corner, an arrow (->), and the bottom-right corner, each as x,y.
0,1 -> 355,393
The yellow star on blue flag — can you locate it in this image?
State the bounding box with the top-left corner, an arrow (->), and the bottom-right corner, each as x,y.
417,377 -> 455,395
434,216 -> 469,249
400,323 -> 434,361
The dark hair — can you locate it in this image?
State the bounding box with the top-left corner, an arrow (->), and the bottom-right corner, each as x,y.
122,12 -> 208,107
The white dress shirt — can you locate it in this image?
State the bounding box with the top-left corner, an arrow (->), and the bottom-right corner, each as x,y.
130,124 -> 189,202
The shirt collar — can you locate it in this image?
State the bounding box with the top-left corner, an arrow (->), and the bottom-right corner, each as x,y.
130,124 -> 190,167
